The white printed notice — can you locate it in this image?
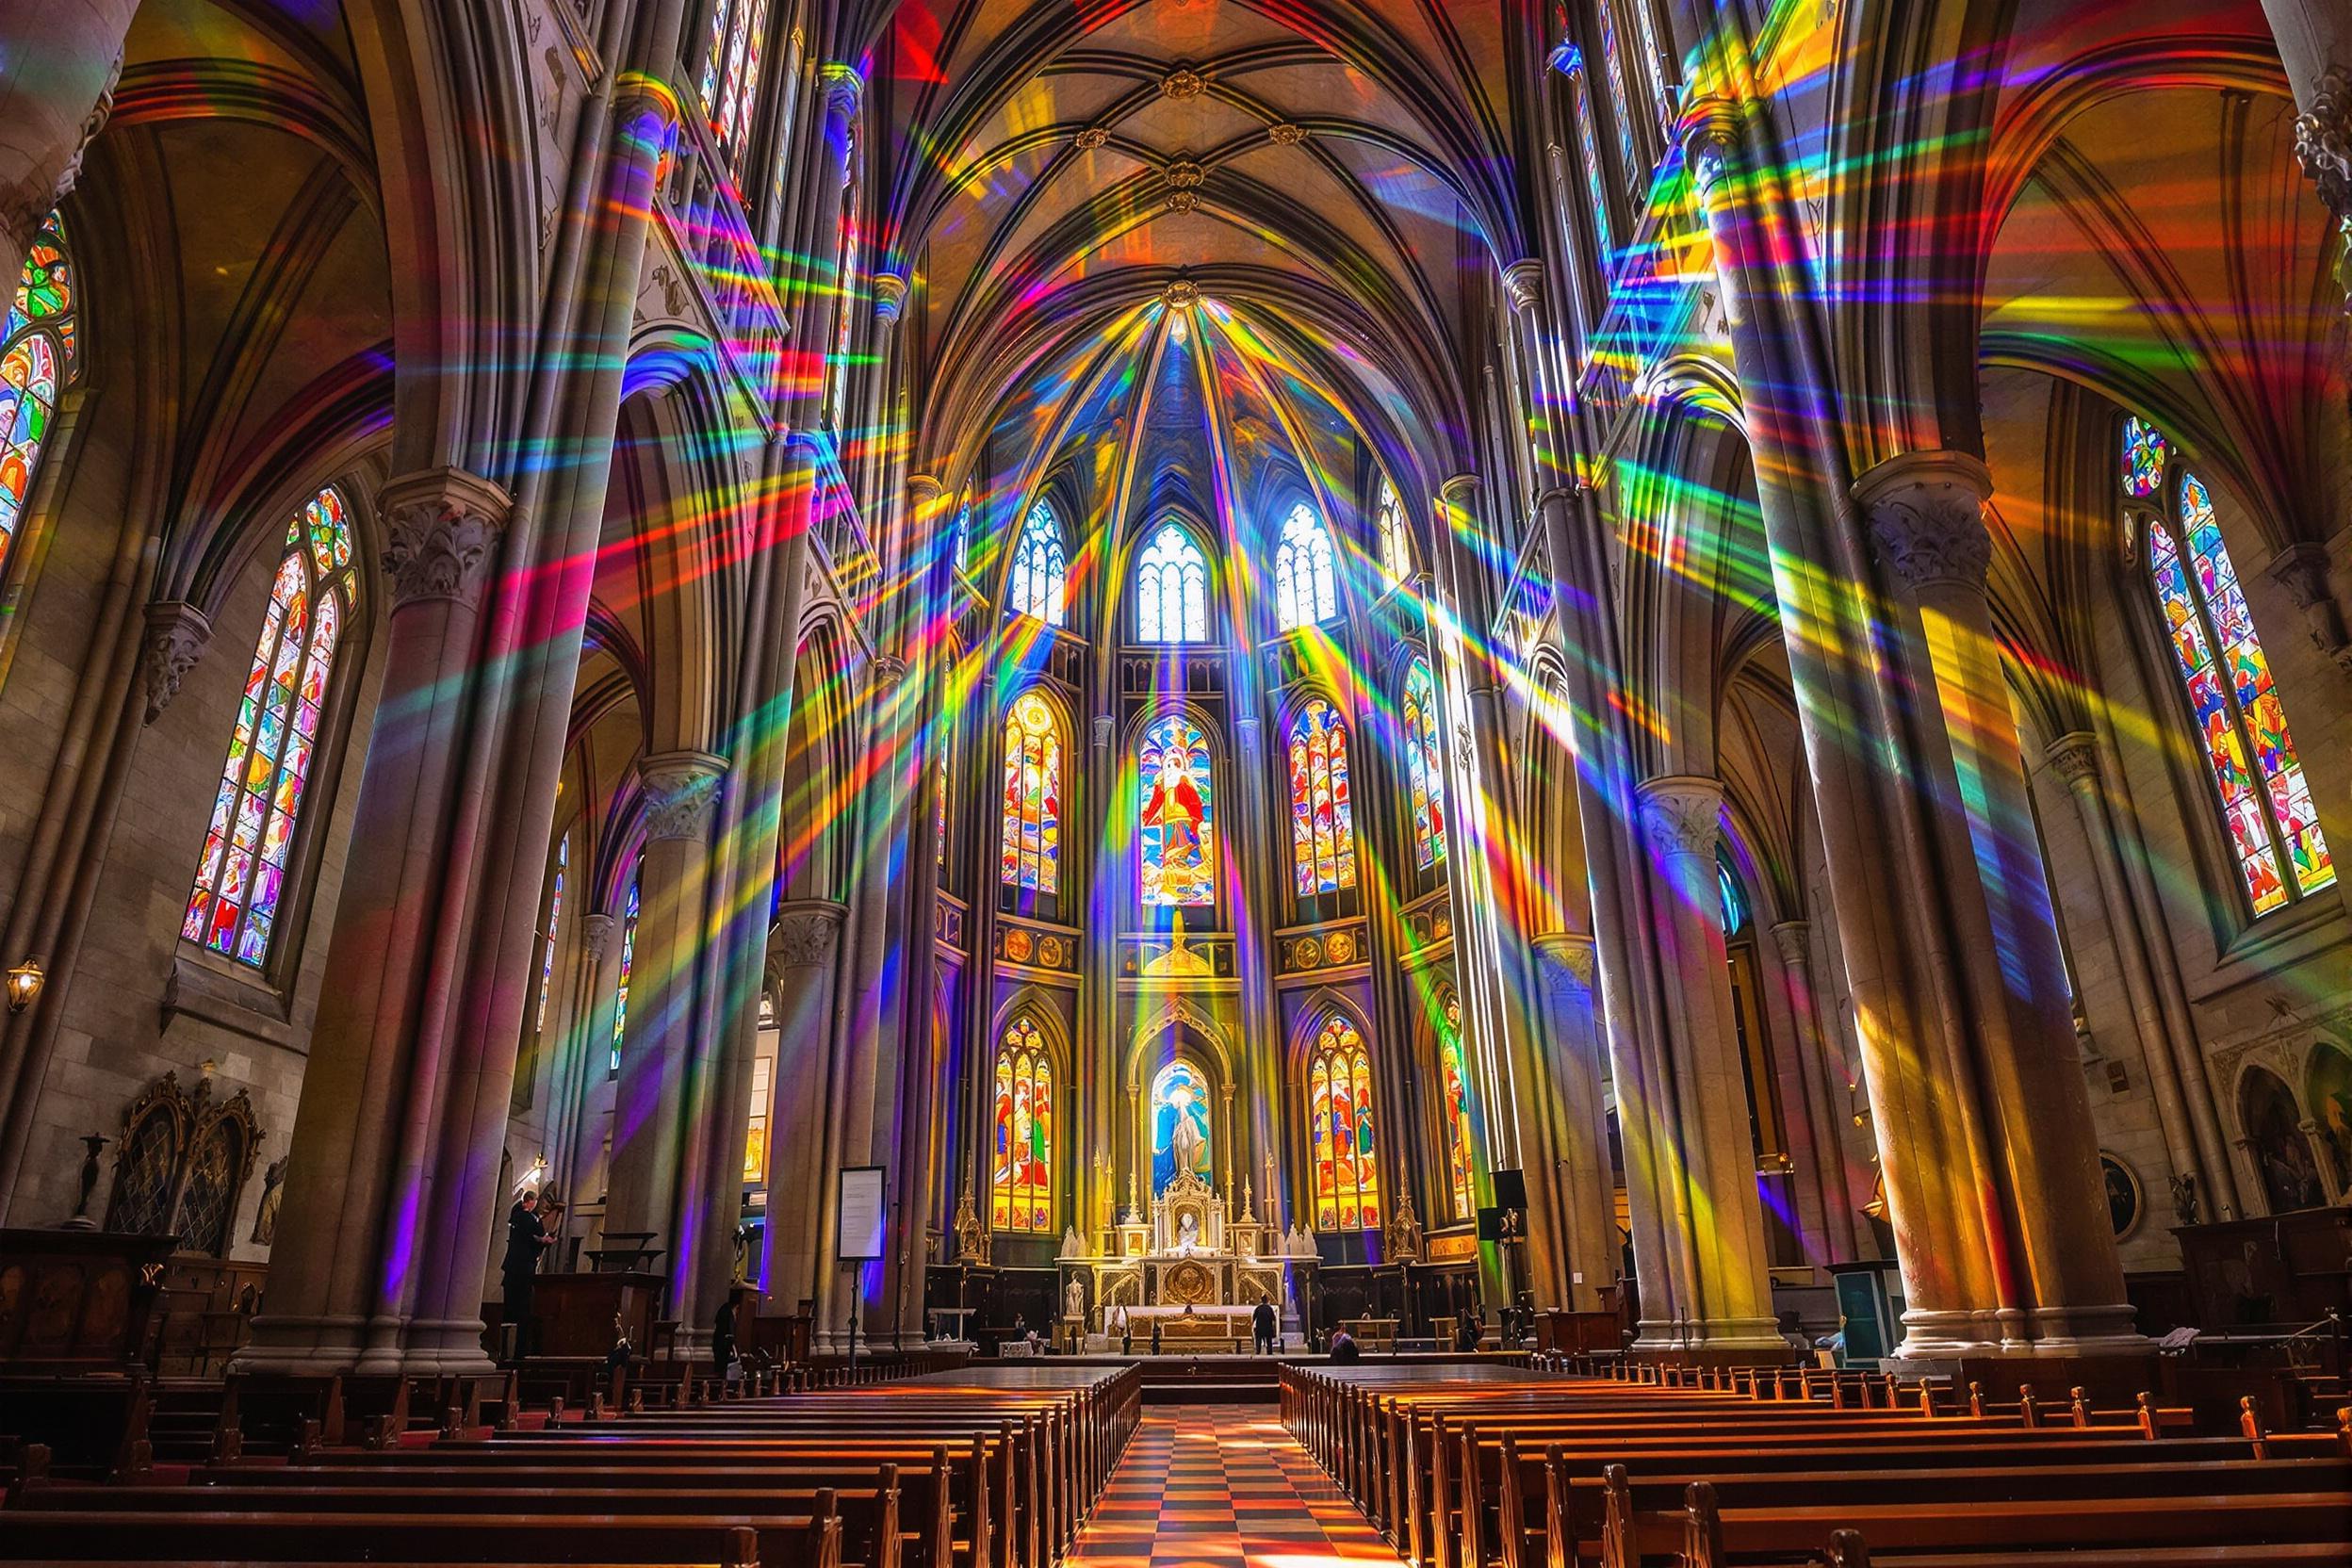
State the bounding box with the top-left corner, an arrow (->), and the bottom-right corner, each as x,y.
836,1166 -> 886,1261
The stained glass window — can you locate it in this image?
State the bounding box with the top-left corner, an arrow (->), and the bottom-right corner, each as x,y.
1437,988 -> 1478,1222
1288,698 -> 1356,896
610,873 -> 640,1074
1717,856 -> 1748,933
1628,0 -> 1673,125
535,837 -> 568,1034
2141,461 -> 2334,915
952,500 -> 972,574
1402,658 -> 1448,868
1151,1059 -> 1212,1194
700,0 -> 772,177
825,186 -> 860,430
935,750 -> 950,869
1001,692 -> 1062,892
1376,479 -> 1411,585
1595,0 -> 1639,182
1274,501 -> 1338,630
744,993 -> 776,1184
1135,521 -> 1209,643
990,1017 -> 1053,1230
1011,499 -> 1068,626
2121,416 -> 2167,499
1140,714 -> 1214,907
1560,53 -> 1612,256
1,210 -> 76,578
183,489 -> 356,968
1309,1013 -> 1381,1232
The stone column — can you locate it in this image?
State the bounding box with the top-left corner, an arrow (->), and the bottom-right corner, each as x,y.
602,751 -> 727,1258
0,1 -> 132,288
549,912 -> 617,1213
2267,1 -> 2352,299
1767,922 -> 1864,1264
1530,934 -> 1618,1314
1633,776 -> 1782,1349
758,900 -> 847,1311
2041,733 -> 2237,1217
1855,452 -> 2138,1352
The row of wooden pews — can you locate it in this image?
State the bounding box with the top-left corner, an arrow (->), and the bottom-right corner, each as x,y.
1281,1359 -> 2352,1568
0,1361 -> 1140,1568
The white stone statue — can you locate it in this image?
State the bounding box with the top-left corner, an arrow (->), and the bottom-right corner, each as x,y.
1059,1224 -> 1085,1259
1175,1211 -> 1200,1254
1065,1276 -> 1086,1322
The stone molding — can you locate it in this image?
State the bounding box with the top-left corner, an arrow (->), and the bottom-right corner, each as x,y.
1854,449 -> 1996,595
821,63 -> 863,122
1533,932 -> 1597,998
638,749 -> 727,842
2262,540 -> 2352,674
1636,774 -> 1723,862
378,468 -> 512,609
3,41 -> 122,258
872,272 -> 907,324
1767,920 -> 1812,969
2294,67 -> 2350,217
140,599 -> 213,726
1438,473 -> 1480,506
1500,259 -> 1546,316
771,899 -> 848,969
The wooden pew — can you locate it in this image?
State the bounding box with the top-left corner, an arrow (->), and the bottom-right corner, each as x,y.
0,1511 -> 799,1567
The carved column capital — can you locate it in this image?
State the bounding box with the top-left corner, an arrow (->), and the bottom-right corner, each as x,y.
377,467 -> 512,608
868,654 -> 908,694
1499,259 -> 1546,316
1636,774 -> 1723,863
2294,67 -> 2351,217
2043,730 -> 2104,792
872,271 -> 907,325
1854,449 -> 1996,596
1533,932 -> 1597,999
906,473 -> 943,507
638,749 -> 728,842
1678,97 -> 1743,203
1767,920 -> 1812,969
770,898 -> 848,969
1438,474 -> 1481,507
2262,541 -> 2352,673
140,599 -> 212,726
579,912 -> 616,962
821,63 -> 864,124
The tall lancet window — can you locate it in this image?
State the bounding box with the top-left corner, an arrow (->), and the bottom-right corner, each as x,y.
1001,692 -> 1062,893
825,178 -> 861,430
1010,498 -> 1067,626
1436,988 -> 1477,1221
183,489 -> 356,968
1402,657 -> 1448,868
990,1015 -> 1053,1231
1594,0 -> 1639,181
610,871 -> 640,1074
1375,479 -> 1411,586
535,837 -> 568,1035
1309,1013 -> 1381,1232
1288,698 -> 1356,896
1135,521 -> 1209,643
700,0 -> 771,177
1140,714 -> 1213,907
2,211 -> 74,578
1555,50 -> 1612,257
2127,417 -> 2334,914
1274,501 -> 1338,629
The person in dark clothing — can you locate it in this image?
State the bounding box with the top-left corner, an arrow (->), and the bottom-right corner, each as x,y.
500,1191 -> 551,1361
712,1298 -> 738,1377
1329,1328 -> 1360,1364
1251,1294 -> 1277,1355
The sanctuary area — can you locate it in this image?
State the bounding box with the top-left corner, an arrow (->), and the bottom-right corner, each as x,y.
1,1 -> 2350,1563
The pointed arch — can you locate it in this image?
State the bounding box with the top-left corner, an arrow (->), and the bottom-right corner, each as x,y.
1001,688 -> 1065,893
1433,984 -> 1478,1222
1139,711 -> 1213,907
0,210 -> 77,578
1306,1009 -> 1381,1232
991,1011 -> 1055,1231
1401,656 -> 1447,868
1274,500 -> 1338,629
1287,696 -> 1357,897
1135,518 -> 1211,643
1010,497 -> 1068,626
182,488 -> 359,968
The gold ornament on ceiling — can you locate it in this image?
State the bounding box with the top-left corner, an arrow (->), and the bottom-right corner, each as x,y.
1167,190 -> 1200,214
1163,68 -> 1207,100
1162,280 -> 1200,309
1076,126 -> 1110,150
1268,123 -> 1307,145
1165,160 -> 1204,188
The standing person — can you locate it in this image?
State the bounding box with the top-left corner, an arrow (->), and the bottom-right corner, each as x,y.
500,1189 -> 551,1361
712,1296 -> 739,1380
1251,1293 -> 1277,1355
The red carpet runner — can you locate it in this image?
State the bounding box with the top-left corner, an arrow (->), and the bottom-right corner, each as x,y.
1070,1407 -> 1401,1565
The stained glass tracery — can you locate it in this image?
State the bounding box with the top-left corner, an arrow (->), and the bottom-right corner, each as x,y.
991,1017 -> 1053,1230
1310,1013 -> 1380,1232
1288,698 -> 1356,896
1136,521 -> 1209,643
1376,479 -> 1411,585
1275,501 -> 1338,630
1140,714 -> 1213,907
700,0 -> 772,175
610,873 -> 641,1073
1011,499 -> 1068,626
2132,441 -> 2334,915
1001,692 -> 1062,893
1,211 -> 75,576
1437,988 -> 1477,1221
183,489 -> 355,967
1402,658 -> 1448,868
535,837 -> 567,1034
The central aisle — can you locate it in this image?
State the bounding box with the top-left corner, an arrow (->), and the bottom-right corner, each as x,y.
1070,1407 -> 1402,1565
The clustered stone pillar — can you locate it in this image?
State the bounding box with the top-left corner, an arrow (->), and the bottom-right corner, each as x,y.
758,900 -> 847,1313
1766,921 -> 1865,1263
551,912 -> 618,1207
1688,100 -> 2143,1358
1633,775 -> 1781,1351
603,752 -> 727,1263
1530,934 -> 1618,1314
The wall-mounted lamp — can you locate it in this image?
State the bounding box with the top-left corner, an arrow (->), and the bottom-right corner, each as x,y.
6,956 -> 45,1014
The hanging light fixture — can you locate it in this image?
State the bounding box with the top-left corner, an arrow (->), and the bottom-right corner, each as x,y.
6,956 -> 44,1014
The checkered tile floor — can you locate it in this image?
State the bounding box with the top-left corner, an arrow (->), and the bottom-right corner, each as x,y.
1070,1408 -> 1401,1565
